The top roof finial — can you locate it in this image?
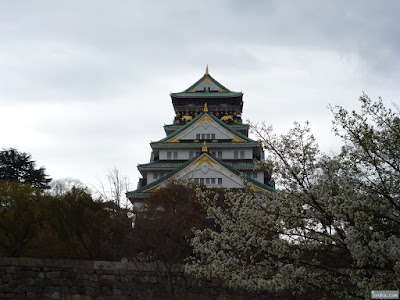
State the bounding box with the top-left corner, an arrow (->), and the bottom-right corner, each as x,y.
205,65 -> 209,75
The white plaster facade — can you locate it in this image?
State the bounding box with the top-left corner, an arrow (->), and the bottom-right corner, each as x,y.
158,148 -> 253,161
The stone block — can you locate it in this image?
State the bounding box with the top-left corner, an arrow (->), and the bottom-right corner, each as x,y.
89,274 -> 98,282
27,278 -> 36,286
113,288 -> 122,295
101,286 -> 112,296
99,279 -> 113,289
6,266 -> 16,273
104,274 -> 115,281
148,276 -> 158,284
43,285 -> 55,294
86,287 -> 95,296
0,284 -> 10,293
51,291 -> 61,299
2,274 -> 12,283
26,291 -> 36,299
81,273 -> 88,280
66,271 -> 77,280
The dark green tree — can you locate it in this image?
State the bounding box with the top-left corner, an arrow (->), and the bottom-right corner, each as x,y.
132,181 -> 211,299
0,148 -> 51,190
47,186 -> 133,260
0,181 -> 44,256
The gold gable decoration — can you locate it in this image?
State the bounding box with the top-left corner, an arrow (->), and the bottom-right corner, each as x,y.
168,137 -> 180,143
200,114 -> 213,124
204,103 -> 208,112
232,136 -> 244,142
195,155 -> 214,168
252,186 -> 264,193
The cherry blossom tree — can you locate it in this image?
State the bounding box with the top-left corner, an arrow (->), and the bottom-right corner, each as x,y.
186,94 -> 400,299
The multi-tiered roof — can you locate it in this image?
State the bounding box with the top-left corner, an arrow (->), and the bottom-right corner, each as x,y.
127,67 -> 274,201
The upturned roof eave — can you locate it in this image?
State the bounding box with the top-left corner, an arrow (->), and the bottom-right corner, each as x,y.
127,152 -> 275,195
170,92 -> 242,98
150,142 -> 260,150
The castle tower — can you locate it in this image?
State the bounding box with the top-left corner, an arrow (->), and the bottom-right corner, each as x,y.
127,67 -> 274,202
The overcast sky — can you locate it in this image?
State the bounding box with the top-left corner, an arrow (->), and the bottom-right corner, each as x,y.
1,0 -> 399,191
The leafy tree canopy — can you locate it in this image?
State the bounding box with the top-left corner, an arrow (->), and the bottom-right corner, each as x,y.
0,148 -> 51,190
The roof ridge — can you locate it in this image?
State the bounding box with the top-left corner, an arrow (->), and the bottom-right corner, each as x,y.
182,73 -> 231,93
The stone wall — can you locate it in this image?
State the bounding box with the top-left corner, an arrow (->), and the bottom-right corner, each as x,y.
0,257 -> 286,300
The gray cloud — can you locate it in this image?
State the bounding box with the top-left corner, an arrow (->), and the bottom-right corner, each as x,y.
0,0 -> 399,185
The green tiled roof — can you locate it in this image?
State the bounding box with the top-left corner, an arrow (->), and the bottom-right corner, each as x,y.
230,124 -> 249,129
151,142 -> 259,149
127,152 -> 275,197
128,155 -> 199,194
164,124 -> 183,130
171,92 -> 242,98
226,161 -> 258,169
187,73 -> 229,92
138,160 -> 257,171
138,161 -> 185,170
170,73 -> 242,98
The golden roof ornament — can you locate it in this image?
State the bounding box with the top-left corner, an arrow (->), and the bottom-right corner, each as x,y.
204,103 -> 208,112
205,65 -> 209,75
202,141 -> 208,152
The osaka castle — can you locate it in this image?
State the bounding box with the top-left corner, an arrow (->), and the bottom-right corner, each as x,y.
127,67 -> 274,202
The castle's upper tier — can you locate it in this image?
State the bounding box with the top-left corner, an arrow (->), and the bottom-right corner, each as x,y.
170,67 -> 243,124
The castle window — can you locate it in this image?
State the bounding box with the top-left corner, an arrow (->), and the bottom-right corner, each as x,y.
217,151 -> 223,159
206,134 -> 210,139
167,152 -> 172,159
234,151 -> 238,159
206,178 -> 210,184
211,178 -> 216,184
196,134 -> 200,139
218,178 -> 222,185
240,151 -> 245,159
189,151 -> 194,159
153,172 -> 164,180
211,134 -> 215,139
201,134 -> 206,139
173,151 -> 178,159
